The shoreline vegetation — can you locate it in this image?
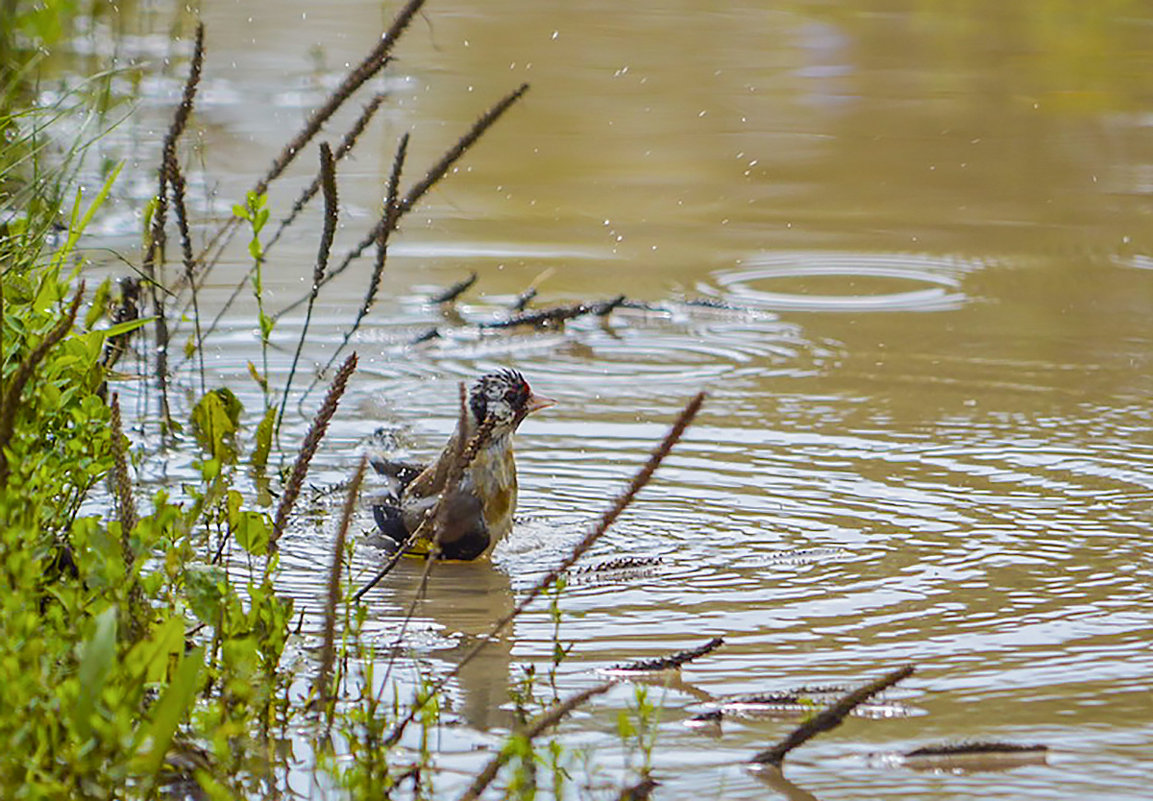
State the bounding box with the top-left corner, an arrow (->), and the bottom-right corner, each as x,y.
1,2 -> 1047,798
1,2 -> 712,796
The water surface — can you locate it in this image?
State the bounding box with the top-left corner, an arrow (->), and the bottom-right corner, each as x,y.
60,1 -> 1153,799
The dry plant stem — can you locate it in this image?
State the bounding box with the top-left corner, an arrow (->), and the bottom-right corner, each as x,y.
394,82 -> 531,217
606,636 -> 724,672
278,143 -> 339,435
143,22 -> 203,429
314,456 -> 366,731
186,99 -> 382,352
269,353 -> 358,554
265,93 -> 386,255
109,393 -> 146,640
194,0 -> 425,282
168,158 -> 205,395
275,83 -> 531,320
141,176 -> 170,429
355,131 -> 408,316
108,394 -> 138,538
457,681 -> 615,801
303,132 -> 409,403
186,96 -> 389,355
0,284 -> 84,485
255,0 -> 421,196
749,664 -> 917,768
481,294 -> 626,329
429,271 -> 477,304
382,391 -> 706,748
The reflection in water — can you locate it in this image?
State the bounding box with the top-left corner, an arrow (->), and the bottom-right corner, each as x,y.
364,559 -> 517,733
750,765 -> 823,801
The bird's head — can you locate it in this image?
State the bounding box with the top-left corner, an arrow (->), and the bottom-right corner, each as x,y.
468,369 -> 553,436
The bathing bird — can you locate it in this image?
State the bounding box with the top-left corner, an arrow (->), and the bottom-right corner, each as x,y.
372,369 -> 553,560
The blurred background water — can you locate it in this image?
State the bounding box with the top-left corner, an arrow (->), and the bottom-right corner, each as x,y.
47,1 -> 1153,798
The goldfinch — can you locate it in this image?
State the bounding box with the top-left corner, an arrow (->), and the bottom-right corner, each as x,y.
372,370 -> 553,560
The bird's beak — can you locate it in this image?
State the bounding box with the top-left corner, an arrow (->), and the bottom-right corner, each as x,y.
525,392 -> 555,415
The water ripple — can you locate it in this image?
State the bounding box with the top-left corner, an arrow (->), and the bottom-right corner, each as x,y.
702,251 -> 984,312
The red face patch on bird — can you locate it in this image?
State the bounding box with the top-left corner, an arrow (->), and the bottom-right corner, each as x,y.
469,369 -> 547,429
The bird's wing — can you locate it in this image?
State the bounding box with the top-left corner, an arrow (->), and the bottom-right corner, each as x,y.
370,456 -> 427,487
401,431 -> 462,501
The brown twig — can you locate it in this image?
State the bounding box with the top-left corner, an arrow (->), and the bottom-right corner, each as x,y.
193,0 -> 425,285
481,295 -> 625,329
168,157 -> 205,395
570,555 -> 663,575
748,664 -> 916,768
302,132 -> 409,403
429,271 -> 477,304
314,455 -> 366,730
0,284 -> 84,485
187,93 -> 390,354
275,83 -> 531,320
142,22 -> 204,431
905,741 -> 1048,757
381,391 -> 706,748
278,142 -> 339,435
269,353 -> 357,553
265,93 -> 386,255
109,393 -> 146,641
511,287 -> 537,312
457,682 -> 615,801
108,393 -> 138,538
410,327 -> 439,345
604,637 -> 724,673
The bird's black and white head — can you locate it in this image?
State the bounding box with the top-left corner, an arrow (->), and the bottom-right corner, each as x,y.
468,369 -> 553,436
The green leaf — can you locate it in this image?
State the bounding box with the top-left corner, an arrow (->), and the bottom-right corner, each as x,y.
31,270 -> 61,314
233,510 -> 271,556
185,566 -> 226,624
142,196 -> 158,240
616,709 -> 635,741
103,315 -> 154,340
73,607 -> 118,741
190,389 -> 243,464
56,162 -> 123,266
247,360 -> 269,393
125,615 -> 186,684
85,277 -> 112,329
200,457 -> 221,481
251,405 -> 277,470
130,646 -> 203,778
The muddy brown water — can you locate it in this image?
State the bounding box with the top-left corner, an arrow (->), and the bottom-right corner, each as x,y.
53,1 -> 1153,798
